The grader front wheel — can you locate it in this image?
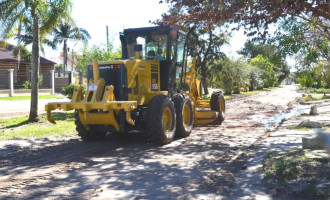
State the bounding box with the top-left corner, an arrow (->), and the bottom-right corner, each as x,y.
147,95 -> 176,144
173,94 -> 194,138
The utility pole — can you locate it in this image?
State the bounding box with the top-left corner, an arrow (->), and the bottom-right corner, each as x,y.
106,25 -> 110,54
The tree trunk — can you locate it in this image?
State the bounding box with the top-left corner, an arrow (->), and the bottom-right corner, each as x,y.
29,10 -> 40,122
79,71 -> 83,84
200,63 -> 209,95
63,40 -> 68,74
317,79 -> 322,88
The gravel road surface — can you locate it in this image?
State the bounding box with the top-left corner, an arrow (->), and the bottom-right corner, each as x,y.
0,85 -> 310,199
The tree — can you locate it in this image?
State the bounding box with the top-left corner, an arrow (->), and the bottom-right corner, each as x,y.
313,62 -> 324,88
192,27 -> 227,94
160,0 -> 329,38
239,41 -> 290,84
248,65 -> 263,91
55,64 -> 64,76
271,19 -> 329,65
13,17 -> 58,54
323,62 -> 330,88
0,0 -> 72,121
295,70 -> 316,88
156,7 -> 228,94
211,58 -> 250,95
52,18 -> 90,72
74,44 -> 121,84
250,55 -> 280,88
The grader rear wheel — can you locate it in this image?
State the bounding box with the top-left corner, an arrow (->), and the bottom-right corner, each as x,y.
146,95 -> 176,144
173,94 -> 194,138
210,92 -> 225,125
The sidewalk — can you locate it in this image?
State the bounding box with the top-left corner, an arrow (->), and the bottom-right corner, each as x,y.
0,97 -> 69,119
231,101 -> 330,199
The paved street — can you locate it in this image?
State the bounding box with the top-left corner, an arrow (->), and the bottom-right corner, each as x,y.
0,97 -> 69,118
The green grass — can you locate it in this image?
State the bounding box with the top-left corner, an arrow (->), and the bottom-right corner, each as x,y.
264,150 -> 326,183
0,95 -> 63,101
203,86 -> 282,99
289,123 -> 330,130
201,94 -> 231,100
288,125 -> 313,131
301,87 -> 330,93
302,94 -> 330,102
0,112 -> 76,140
241,90 -> 260,95
264,150 -> 330,199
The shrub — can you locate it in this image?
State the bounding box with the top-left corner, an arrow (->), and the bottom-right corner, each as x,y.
296,70 -> 316,87
23,81 -> 31,89
321,81 -> 328,89
61,84 -> 86,99
212,58 -> 250,95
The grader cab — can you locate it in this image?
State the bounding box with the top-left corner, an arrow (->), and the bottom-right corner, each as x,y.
45,26 -> 225,144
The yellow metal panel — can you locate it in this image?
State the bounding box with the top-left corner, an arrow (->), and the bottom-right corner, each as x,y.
124,59 -> 140,89
102,85 -> 116,102
98,61 -> 124,65
196,79 -> 201,99
46,101 -> 137,112
125,59 -> 165,105
83,79 -> 105,102
71,87 -> 84,103
78,110 -> 119,131
195,110 -> 217,119
194,119 -> 216,125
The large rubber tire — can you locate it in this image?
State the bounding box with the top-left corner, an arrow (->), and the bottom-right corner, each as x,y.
210,91 -> 225,125
173,94 -> 194,138
146,95 -> 176,144
74,110 -> 106,141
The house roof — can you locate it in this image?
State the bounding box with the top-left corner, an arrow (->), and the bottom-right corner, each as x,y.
0,41 -> 56,64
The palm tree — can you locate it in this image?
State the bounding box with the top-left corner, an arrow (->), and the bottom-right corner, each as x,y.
0,0 -> 72,122
53,19 -> 91,72
18,17 -> 58,54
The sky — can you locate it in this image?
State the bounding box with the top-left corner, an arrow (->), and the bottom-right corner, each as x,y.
4,0 -> 297,67
43,0 -> 248,61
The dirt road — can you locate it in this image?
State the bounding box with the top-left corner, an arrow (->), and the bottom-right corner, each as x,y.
0,85 -> 303,199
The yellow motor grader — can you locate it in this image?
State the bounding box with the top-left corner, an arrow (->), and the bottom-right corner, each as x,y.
45,26 -> 225,144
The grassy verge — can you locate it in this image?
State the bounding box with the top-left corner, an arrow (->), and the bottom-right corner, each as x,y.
202,86 -> 283,100
241,90 -> 260,95
201,94 -> 231,100
264,150 -> 330,199
288,125 -> 314,131
300,87 -> 330,94
0,112 -> 76,140
302,94 -> 330,102
0,95 -> 63,101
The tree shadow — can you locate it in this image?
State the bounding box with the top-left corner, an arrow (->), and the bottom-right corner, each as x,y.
0,112 -> 74,130
0,129 -> 241,199
1,120 -> 30,129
